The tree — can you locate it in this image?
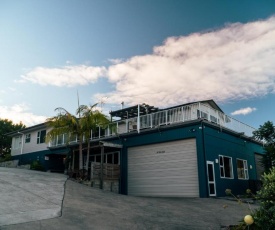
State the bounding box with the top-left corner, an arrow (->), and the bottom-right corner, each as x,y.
0,119 -> 25,160
46,104 -> 110,171
252,167 -> 275,229
77,104 -> 110,171
46,107 -> 85,170
253,121 -> 275,172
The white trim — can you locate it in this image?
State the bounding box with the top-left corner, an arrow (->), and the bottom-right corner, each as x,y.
219,155 -> 234,179
206,161 -> 216,196
236,158 -> 249,180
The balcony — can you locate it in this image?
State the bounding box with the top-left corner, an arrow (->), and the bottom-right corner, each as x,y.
49,102 -> 256,148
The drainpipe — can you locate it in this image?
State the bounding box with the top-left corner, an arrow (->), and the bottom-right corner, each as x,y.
200,120 -> 208,198
17,132 -> 24,163
137,104 -> 140,133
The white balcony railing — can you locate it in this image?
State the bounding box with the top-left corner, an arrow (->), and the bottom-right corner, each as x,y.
49,102 -> 256,148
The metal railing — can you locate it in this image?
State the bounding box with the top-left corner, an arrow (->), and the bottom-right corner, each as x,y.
49,102 -> 256,147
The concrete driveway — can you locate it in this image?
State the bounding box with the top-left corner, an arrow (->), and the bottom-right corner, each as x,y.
0,167 -> 258,230
0,167 -> 67,227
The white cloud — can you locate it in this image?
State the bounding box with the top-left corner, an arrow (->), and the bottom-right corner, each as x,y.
231,107 -> 257,116
19,16 -> 275,108
18,65 -> 107,87
97,16 -> 275,107
0,104 -> 47,127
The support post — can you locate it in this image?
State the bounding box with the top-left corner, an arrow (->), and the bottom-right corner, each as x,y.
100,144 -> 104,189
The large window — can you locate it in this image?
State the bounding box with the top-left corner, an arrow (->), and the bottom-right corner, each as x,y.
37,130 -> 46,144
25,134 -> 31,143
219,155 -> 233,179
237,159 -> 249,180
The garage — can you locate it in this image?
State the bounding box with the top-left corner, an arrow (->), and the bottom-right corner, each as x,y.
127,138 -> 199,197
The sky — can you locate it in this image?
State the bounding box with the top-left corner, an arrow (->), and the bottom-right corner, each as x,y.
1,0 -> 275,129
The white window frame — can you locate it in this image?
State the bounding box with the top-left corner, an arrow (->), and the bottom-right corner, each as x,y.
236,159 -> 249,180
219,155 -> 234,179
37,130 -> 46,144
25,133 -> 31,143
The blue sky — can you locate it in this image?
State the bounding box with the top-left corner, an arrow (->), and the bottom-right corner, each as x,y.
0,0 -> 275,128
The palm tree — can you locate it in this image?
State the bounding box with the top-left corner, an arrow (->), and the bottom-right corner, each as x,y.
46,107 -> 85,170
77,104 -> 110,171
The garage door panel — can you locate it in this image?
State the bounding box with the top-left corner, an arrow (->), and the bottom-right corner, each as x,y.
128,152 -> 195,164
128,138 -> 199,197
128,158 -> 197,171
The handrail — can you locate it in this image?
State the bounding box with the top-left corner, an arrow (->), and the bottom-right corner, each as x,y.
49,102 -> 256,147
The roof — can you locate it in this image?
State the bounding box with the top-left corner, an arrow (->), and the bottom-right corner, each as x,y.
6,122 -> 47,137
161,99 -> 224,113
109,99 -> 223,119
110,104 -> 159,119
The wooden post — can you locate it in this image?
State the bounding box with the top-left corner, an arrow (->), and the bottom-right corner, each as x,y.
72,150 -> 75,170
100,145 -> 104,189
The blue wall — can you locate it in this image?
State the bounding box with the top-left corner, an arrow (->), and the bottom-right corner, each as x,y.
112,121 -> 264,197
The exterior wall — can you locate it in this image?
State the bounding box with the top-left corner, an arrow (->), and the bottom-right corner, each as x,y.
202,124 -> 264,196
11,128 -> 49,156
12,149 -> 65,172
108,121 -> 263,198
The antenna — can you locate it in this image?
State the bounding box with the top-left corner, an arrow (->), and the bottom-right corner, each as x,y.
77,90 -> 80,118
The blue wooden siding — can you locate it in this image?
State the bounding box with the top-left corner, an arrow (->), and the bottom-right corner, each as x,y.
112,121 -> 263,197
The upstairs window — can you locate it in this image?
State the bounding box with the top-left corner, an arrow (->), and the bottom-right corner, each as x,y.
25,134 -> 31,143
219,155 -> 233,179
237,159 -> 249,180
197,110 -> 208,119
37,130 -> 46,144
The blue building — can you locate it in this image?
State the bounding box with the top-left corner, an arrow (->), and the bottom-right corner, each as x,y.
8,100 -> 264,197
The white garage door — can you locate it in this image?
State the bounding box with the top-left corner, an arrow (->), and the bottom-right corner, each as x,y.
128,138 -> 199,197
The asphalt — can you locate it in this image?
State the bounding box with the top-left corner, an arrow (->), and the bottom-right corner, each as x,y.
0,167 -> 259,230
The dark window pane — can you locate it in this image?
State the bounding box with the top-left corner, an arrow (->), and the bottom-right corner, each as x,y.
208,164 -> 214,181
209,184 -> 215,195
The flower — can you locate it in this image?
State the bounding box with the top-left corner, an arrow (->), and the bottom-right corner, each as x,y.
244,215 -> 254,225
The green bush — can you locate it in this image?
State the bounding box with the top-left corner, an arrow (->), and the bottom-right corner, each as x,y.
0,153 -> 12,163
30,160 -> 44,171
252,167 -> 275,229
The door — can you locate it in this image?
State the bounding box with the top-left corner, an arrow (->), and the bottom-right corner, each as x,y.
128,139 -> 199,197
206,161 -> 216,196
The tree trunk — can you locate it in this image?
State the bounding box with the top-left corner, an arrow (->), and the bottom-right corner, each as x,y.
79,136 -> 83,170
85,141 -> 90,171
72,150 -> 75,170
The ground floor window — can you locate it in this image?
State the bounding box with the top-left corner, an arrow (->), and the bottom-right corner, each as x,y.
237,159 -> 249,179
90,151 -> 120,165
219,155 -> 233,179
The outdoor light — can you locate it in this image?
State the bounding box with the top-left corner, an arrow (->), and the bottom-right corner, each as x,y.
244,215 -> 254,225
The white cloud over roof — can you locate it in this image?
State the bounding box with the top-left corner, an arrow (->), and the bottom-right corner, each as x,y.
231,107 -> 257,116
18,16 -> 275,109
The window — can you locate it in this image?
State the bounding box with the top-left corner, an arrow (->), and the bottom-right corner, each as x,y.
237,159 -> 249,179
25,134 -> 31,143
197,110 -> 208,119
210,115 -> 218,124
37,130 -> 46,144
13,136 -> 22,149
219,155 -> 233,178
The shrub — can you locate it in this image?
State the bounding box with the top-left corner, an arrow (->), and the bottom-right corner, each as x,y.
252,167 -> 275,229
30,160 -> 44,171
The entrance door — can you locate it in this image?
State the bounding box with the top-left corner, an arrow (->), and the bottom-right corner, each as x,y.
206,161 -> 216,196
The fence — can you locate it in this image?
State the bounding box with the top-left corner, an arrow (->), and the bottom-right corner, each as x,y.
90,162 -> 120,180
